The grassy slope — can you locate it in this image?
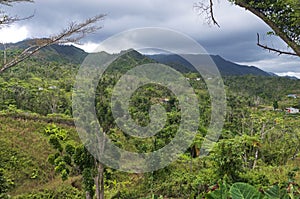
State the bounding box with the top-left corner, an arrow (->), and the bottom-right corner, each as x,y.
0,114 -> 81,197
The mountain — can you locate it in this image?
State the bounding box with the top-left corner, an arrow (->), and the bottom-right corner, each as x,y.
2,40 -> 271,76
90,50 -> 271,77
283,75 -> 299,80
147,54 -> 271,76
1,39 -> 88,64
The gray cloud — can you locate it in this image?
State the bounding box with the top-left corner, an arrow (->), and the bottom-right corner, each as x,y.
238,56 -> 300,73
2,0 -> 299,73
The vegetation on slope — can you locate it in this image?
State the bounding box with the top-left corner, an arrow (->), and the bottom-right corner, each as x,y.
0,48 -> 299,198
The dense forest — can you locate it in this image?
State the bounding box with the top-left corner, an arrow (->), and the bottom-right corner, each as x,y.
0,47 -> 300,199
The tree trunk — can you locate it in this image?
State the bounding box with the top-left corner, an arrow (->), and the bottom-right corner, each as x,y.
253,123 -> 266,169
252,149 -> 259,169
95,130 -> 106,199
99,162 -> 104,199
95,168 -> 99,199
3,43 -> 7,65
95,162 -> 105,199
86,191 -> 91,199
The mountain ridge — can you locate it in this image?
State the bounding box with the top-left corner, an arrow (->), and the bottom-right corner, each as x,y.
2,39 -> 273,76
147,53 -> 271,76
1,39 -> 88,64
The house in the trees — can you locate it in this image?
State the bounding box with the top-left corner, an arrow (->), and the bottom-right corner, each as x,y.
287,94 -> 297,98
286,107 -> 299,114
159,98 -> 170,103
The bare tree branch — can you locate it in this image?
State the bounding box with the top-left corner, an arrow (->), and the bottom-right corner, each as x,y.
0,0 -> 34,28
0,12 -> 34,27
256,33 -> 298,56
0,0 -> 33,6
0,14 -> 105,73
208,0 -> 219,27
194,0 -> 220,27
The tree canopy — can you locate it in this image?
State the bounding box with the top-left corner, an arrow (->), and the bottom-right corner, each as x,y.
195,0 -> 300,57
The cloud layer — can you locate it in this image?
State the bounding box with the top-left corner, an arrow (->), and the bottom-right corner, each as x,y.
1,0 -> 299,73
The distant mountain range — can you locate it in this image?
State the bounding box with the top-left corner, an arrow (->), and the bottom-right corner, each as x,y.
2,39 -> 275,77
1,39 -> 88,64
148,54 -> 271,76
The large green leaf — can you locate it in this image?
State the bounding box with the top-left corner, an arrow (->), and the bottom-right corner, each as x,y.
264,184 -> 280,199
229,182 -> 261,199
264,184 -> 282,199
205,182 -> 230,199
263,184 -> 291,199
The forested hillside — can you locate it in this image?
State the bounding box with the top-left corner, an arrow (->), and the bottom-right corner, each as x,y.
148,54 -> 271,76
0,48 -> 300,198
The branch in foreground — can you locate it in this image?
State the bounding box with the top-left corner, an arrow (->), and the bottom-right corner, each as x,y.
0,0 -> 34,27
0,14 -> 105,73
235,0 -> 300,57
0,0 -> 33,6
194,0 -> 220,27
0,13 -> 34,27
256,33 -> 298,56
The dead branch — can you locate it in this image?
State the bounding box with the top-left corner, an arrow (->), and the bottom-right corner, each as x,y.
0,0 -> 33,6
0,0 -> 34,27
194,0 -> 220,27
257,33 -> 298,56
0,14 -> 105,73
0,13 -> 34,27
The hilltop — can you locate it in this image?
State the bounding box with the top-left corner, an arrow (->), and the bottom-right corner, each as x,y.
2,40 -> 273,76
1,39 -> 88,65
148,53 -> 271,76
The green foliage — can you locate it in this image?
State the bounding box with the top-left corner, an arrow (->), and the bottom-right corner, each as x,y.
65,143 -> 75,156
49,134 -> 63,152
1,48 -> 300,198
210,137 -> 246,182
0,169 -> 10,195
252,0 -> 299,44
229,0 -> 300,51
205,181 -> 230,199
273,100 -> 279,110
14,185 -> 84,199
45,124 -> 98,197
205,181 -> 300,199
0,115 -> 84,197
0,55 -> 77,116
264,184 -> 287,199
224,76 -> 300,105
229,182 -> 261,199
82,168 -> 95,197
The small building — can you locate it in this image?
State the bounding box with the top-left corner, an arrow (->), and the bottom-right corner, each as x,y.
286,107 -> 299,114
159,98 -> 170,103
48,85 -> 57,90
287,94 -> 297,98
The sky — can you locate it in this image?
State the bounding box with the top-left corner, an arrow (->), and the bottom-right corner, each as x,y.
0,0 -> 299,77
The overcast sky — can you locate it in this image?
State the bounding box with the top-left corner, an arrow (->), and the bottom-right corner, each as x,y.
0,0 -> 299,77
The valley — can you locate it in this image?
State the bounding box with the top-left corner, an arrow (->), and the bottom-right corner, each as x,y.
0,44 -> 300,198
